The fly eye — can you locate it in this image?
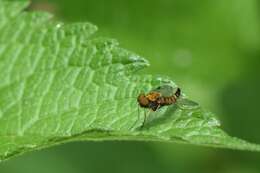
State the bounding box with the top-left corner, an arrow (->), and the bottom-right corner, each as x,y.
137,95 -> 149,107
141,97 -> 149,105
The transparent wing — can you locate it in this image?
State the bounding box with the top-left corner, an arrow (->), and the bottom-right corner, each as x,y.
176,97 -> 200,110
176,97 -> 220,126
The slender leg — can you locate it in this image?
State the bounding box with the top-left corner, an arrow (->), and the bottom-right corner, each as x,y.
141,110 -> 147,128
155,105 -> 161,111
130,106 -> 141,130
141,105 -> 161,128
141,109 -> 153,128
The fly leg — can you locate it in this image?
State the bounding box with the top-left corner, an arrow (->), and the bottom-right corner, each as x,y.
130,106 -> 141,130
141,104 -> 161,128
141,109 -> 149,128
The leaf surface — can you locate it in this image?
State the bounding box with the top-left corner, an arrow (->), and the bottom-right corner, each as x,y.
0,0 -> 259,161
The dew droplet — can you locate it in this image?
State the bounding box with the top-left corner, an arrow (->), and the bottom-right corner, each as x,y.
208,118 -> 221,126
129,55 -> 139,62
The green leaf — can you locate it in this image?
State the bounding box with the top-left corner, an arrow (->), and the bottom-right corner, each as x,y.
0,0 -> 259,161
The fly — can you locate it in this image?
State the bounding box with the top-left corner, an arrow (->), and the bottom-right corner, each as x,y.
136,85 -> 181,127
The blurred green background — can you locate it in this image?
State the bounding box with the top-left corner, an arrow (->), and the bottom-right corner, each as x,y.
1,0 -> 260,172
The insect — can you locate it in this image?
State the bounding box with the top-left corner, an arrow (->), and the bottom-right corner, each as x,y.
136,85 -> 181,127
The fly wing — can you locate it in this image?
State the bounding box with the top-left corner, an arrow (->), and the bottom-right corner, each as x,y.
152,85 -> 177,97
176,98 -> 200,110
176,98 -> 220,126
